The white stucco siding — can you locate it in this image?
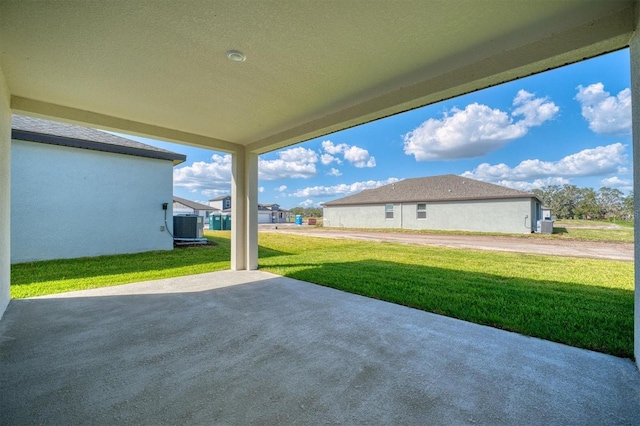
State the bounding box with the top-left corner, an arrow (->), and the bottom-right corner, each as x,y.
325,198 -> 536,234
0,66 -> 10,318
323,204 -> 402,229
404,199 -> 534,233
11,140 -> 175,263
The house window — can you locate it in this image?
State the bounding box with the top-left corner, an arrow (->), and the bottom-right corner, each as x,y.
224,199 -> 230,209
417,203 -> 426,219
385,204 -> 394,219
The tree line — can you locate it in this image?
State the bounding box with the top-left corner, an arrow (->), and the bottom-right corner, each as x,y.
289,206 -> 323,217
532,185 -> 634,221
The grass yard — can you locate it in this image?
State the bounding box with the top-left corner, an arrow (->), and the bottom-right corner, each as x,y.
254,232 -> 633,358
11,242 -> 230,299
313,219 -> 634,243
11,230 -> 634,358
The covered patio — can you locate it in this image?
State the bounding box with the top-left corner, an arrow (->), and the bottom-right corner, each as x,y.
2,270 -> 638,424
1,1 -> 640,421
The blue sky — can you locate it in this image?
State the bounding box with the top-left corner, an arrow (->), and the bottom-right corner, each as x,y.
125,49 -> 632,209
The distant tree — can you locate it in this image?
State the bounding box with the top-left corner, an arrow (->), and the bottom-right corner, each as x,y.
622,191 -> 634,221
575,188 -> 599,219
305,207 -> 323,217
554,184 -> 580,219
533,185 -> 563,216
289,206 -> 323,217
290,207 -> 304,216
535,184 -> 632,221
598,187 -> 624,221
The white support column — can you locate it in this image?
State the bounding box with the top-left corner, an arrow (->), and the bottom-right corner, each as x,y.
231,147 -> 259,270
631,25 -> 640,366
0,66 -> 11,318
231,148 -> 247,270
246,151 -> 259,270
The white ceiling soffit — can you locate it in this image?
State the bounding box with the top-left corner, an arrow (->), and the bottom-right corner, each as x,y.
0,1 -> 635,154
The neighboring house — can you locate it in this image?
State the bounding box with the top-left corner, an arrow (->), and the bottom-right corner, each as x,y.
323,175 -> 543,234
209,195 -> 291,223
209,195 -> 231,212
258,203 -> 292,224
11,115 -> 186,263
173,196 -> 219,219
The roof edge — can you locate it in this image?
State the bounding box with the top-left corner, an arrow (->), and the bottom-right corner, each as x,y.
12,129 -> 187,166
323,194 -> 540,207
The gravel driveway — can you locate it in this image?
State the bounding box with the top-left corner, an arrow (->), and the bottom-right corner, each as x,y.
260,225 -> 633,261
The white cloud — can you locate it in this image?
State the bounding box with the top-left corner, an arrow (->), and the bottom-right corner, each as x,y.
202,188 -> 230,198
462,143 -> 627,182
576,83 -> 631,135
173,147 -> 318,197
173,154 -> 232,195
512,90 -> 560,126
403,90 -> 558,161
493,177 -> 571,192
258,186 -> 265,193
258,147 -> 318,180
299,199 -> 316,207
291,177 -> 400,198
600,176 -> 633,191
327,168 -> 342,177
320,153 -> 341,165
276,185 -> 288,192
321,140 -> 343,155
342,145 -> 376,167
321,140 -> 376,168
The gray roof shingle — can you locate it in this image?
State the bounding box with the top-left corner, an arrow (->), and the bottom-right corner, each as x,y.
173,196 -> 219,212
11,115 -> 186,165
323,175 -> 539,206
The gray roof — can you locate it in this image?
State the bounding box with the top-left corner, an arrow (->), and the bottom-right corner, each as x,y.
323,175 -> 539,206
209,195 -> 231,201
11,115 -> 186,165
173,196 -> 219,212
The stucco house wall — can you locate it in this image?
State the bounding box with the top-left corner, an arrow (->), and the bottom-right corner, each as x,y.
324,198 -> 539,234
0,68 -> 10,317
11,139 -> 176,263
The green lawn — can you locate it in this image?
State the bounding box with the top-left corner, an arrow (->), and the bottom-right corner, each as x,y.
312,219 -> 635,243
11,230 -> 634,358
550,219 -> 634,242
11,241 -> 230,299
256,232 -> 633,358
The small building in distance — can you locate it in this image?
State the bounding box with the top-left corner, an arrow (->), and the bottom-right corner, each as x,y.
258,203 -> 292,224
323,175 -> 543,234
209,195 -> 292,223
173,196 -> 219,220
208,195 -> 231,212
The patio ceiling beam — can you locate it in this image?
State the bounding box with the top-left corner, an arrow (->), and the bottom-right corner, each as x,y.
10,96 -> 241,154
247,6 -> 634,155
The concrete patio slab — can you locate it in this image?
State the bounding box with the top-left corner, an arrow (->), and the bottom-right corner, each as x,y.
1,270 -> 639,425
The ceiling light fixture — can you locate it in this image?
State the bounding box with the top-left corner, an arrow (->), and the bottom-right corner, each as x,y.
226,50 -> 246,63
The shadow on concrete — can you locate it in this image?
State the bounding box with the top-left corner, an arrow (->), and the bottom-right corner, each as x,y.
262,259 -> 633,358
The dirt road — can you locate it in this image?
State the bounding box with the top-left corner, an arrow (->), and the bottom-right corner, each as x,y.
260,225 -> 633,261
